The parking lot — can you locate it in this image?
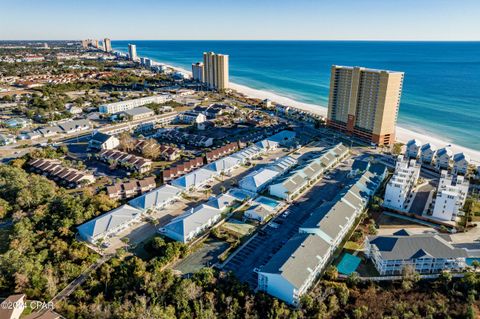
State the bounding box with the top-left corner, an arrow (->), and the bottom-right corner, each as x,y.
174,239 -> 229,275
221,156 -> 355,288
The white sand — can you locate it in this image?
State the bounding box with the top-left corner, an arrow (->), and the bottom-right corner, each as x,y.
162,61 -> 480,163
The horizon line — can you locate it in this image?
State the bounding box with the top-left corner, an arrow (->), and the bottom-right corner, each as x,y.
1,39 -> 480,42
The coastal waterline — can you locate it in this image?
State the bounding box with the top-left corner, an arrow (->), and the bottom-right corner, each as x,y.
112,40 -> 480,151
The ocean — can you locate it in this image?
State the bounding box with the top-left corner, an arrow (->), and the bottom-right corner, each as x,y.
111,41 -> 480,151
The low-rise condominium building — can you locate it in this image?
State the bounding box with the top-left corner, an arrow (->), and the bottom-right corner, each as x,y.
77,204 -> 143,244
365,230 -> 478,275
269,143 -> 349,201
99,95 -> 170,114
259,161 -> 387,305
88,132 -> 119,150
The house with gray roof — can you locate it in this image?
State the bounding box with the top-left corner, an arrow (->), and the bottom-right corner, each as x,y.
420,143 -> 437,165
240,168 -> 280,193
205,193 -> 238,211
258,233 -> 331,306
128,184 -> 182,211
265,130 -> 297,147
240,155 -> 297,193
37,125 -> 62,137
77,204 -> 143,244
244,203 -> 275,222
160,204 -> 222,243
231,144 -> 264,163
88,132 -> 119,150
406,139 -> 422,159
269,143 -> 348,201
171,168 -> 216,190
452,152 -> 470,175
58,119 -> 90,134
435,147 -> 453,170
259,161 -> 386,305
204,156 -> 240,175
121,106 -> 155,121
365,230 -> 474,275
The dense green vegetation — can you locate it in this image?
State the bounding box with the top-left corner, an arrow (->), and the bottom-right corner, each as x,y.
57,254 -> 480,318
1,154 -> 479,319
0,164 -> 116,300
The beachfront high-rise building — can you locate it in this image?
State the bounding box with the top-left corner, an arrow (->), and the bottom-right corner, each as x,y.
104,38 -> 112,52
327,65 -> 404,146
82,39 -> 101,49
203,52 -> 229,90
192,62 -> 204,82
128,44 -> 138,61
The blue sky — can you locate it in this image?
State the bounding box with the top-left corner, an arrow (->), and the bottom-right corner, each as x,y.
1,0 -> 479,40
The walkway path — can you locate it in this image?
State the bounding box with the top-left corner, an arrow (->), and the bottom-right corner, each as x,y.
50,254 -> 113,306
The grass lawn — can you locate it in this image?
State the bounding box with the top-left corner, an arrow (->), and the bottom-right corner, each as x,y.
221,220 -> 255,237
344,241 -> 363,251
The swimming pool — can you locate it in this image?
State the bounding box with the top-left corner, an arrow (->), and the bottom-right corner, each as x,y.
228,188 -> 254,201
255,196 -> 281,209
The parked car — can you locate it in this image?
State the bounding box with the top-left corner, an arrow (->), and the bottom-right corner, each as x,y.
281,210 -> 291,218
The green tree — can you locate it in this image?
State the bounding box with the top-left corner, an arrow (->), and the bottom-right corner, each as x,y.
324,265 -> 339,281
392,142 -> 403,156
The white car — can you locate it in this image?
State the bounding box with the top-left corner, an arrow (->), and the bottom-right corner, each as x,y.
281,210 -> 291,218
268,222 -> 279,229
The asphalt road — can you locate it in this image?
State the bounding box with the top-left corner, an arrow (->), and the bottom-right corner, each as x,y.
174,239 -> 229,275
222,159 -> 353,288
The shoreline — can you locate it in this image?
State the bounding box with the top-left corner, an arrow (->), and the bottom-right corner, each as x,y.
123,51 -> 480,163
230,82 -> 480,163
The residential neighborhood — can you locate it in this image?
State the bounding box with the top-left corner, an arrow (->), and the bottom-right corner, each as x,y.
1,37 -> 480,319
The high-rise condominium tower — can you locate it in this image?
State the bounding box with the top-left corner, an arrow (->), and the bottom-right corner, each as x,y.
203,52 -> 229,90
128,44 -> 137,61
104,38 -> 112,52
327,65 -> 404,146
192,62 -> 204,82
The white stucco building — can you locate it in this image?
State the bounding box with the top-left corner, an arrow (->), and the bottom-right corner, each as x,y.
99,95 -> 171,114
432,170 -> 469,221
406,139 -> 422,159
365,230 -> 473,275
452,152 -> 470,176
88,132 -> 119,150
420,143 -> 437,165
435,147 -> 453,171
383,156 -> 420,212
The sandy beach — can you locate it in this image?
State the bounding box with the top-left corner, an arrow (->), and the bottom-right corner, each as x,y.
163,61 -> 480,163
